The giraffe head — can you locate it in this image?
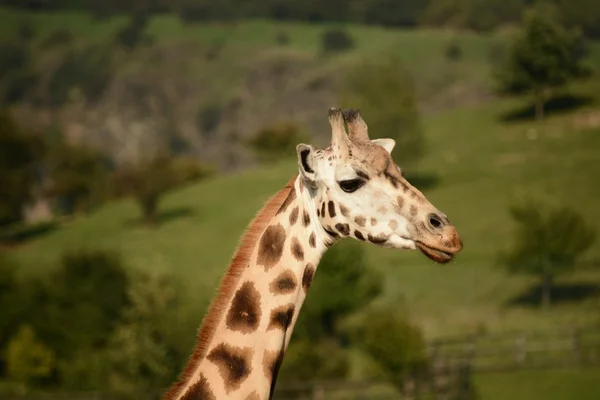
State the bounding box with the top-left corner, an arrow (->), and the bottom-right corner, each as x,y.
296,108 -> 463,263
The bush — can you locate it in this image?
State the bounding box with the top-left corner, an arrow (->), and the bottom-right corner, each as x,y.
44,140 -> 111,216
113,153 -> 211,225
246,122 -> 310,164
37,248 -> 131,360
196,102 -> 223,137
0,110 -> 44,227
445,41 -> 463,61
356,305 -> 429,394
115,13 -> 155,49
275,30 -> 290,46
40,28 -> 73,48
320,28 -> 355,55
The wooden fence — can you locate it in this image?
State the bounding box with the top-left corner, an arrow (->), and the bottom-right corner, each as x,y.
426,325 -> 600,373
4,326 -> 600,400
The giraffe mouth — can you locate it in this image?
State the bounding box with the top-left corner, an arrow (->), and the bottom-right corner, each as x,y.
414,241 -> 454,264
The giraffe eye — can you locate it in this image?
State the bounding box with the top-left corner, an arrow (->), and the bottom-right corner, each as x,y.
339,179 -> 365,193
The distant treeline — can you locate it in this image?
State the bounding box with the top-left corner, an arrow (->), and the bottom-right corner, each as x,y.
2,0 -> 600,37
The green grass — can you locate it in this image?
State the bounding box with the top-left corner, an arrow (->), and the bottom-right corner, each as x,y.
474,367 -> 600,400
3,6 -> 600,339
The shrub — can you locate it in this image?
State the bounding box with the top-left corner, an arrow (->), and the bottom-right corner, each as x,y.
246,122 -> 310,164
5,325 -> 55,389
115,13 -> 155,49
196,102 -> 223,137
40,28 -> 73,48
44,140 -> 111,216
275,30 -> 290,46
0,110 -> 44,227
321,28 -> 355,55
113,153 -> 211,225
356,305 -> 429,394
445,41 -> 463,61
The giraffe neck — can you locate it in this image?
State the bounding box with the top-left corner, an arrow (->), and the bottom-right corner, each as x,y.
164,175 -> 331,400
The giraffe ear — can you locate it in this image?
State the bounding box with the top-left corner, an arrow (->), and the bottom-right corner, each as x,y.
296,143 -> 317,184
371,138 -> 395,154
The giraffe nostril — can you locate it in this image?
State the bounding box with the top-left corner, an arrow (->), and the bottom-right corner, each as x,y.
428,213 -> 445,230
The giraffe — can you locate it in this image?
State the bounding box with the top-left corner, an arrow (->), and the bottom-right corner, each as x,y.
163,108 -> 463,400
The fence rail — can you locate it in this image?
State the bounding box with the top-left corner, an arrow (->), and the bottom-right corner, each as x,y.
4,326 -> 600,400
426,325 -> 600,373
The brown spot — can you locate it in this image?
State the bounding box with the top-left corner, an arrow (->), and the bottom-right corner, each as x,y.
370,217 -> 377,226
263,349 -> 285,398
388,220 -> 398,230
328,201 -> 336,218
377,206 -> 388,215
267,303 -> 295,331
302,210 -> 311,227
309,232 -> 316,247
320,202 -> 326,218
339,204 -> 350,217
270,270 -> 297,295
324,227 -> 339,239
354,230 -> 365,241
335,223 -> 350,236
410,205 -> 418,216
355,216 -> 366,227
245,391 -> 260,400
207,343 -> 253,393
276,187 -> 296,215
302,263 -> 315,293
257,224 -> 286,270
317,208 -> 320,217
226,281 -> 261,333
181,374 -> 215,400
289,206 -> 299,225
291,237 -> 304,261
368,234 -> 387,244
397,196 -> 405,211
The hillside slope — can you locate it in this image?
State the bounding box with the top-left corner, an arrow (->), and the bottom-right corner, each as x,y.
10,80 -> 600,338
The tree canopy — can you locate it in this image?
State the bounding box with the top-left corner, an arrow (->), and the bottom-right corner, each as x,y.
493,6 -> 593,119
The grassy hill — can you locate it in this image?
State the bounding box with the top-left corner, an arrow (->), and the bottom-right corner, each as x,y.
9,82 -> 600,339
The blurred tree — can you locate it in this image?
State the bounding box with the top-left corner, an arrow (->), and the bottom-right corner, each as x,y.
44,138 -> 111,216
498,202 -> 596,309
113,152 -> 211,225
32,249 -> 131,362
246,122 -> 310,164
320,28 -> 355,55
493,6 -> 593,120
103,269 -> 179,398
340,52 -> 424,170
5,325 -> 55,392
0,110 -> 44,227
354,305 -> 429,395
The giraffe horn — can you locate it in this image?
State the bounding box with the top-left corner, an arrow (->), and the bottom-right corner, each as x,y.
328,107 -> 350,154
343,108 -> 370,143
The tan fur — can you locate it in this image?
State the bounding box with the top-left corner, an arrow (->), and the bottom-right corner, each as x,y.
162,175 -> 299,400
